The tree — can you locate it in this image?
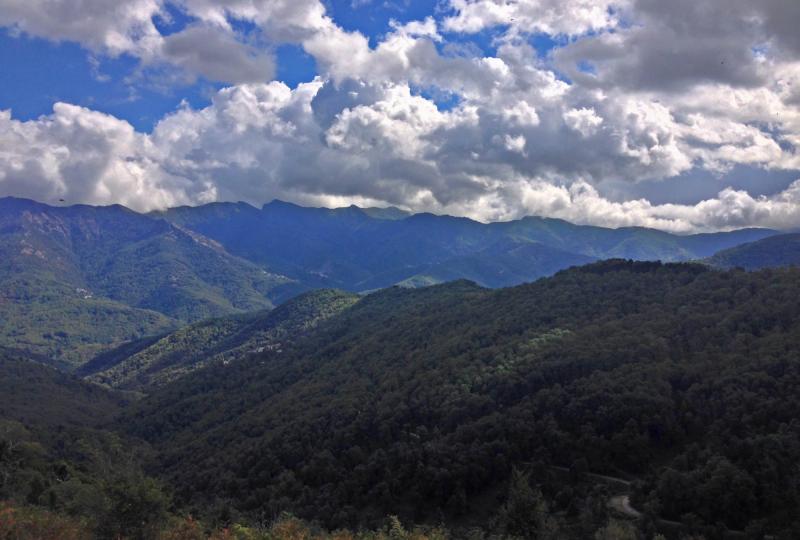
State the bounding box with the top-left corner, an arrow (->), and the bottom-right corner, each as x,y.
593,520 -> 638,540
97,475 -> 170,540
496,469 -> 560,539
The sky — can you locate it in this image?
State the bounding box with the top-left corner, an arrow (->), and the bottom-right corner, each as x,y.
0,1 -> 799,232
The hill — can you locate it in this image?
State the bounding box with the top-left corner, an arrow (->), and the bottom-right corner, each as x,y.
0,197 -> 295,368
0,347 -> 179,538
2,346 -> 441,540
706,233 -> 800,270
0,348 -> 127,429
80,289 -> 360,391
121,262 -> 800,535
393,238 -> 596,288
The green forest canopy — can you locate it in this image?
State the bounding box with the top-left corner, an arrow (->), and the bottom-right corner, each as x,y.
119,261 -> 800,536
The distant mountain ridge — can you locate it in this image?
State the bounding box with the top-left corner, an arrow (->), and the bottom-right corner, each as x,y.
393,237 -> 597,289
154,198 -> 779,290
706,233 -> 800,270
0,196 -> 783,367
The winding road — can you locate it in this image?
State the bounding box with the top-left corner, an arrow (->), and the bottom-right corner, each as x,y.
608,494 -> 642,519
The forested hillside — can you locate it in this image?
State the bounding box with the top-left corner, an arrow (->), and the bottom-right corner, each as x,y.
707,233 -> 800,270
0,198 -> 294,367
391,238 -> 596,289
0,349 -> 174,538
0,348 -> 489,539
121,261 -> 800,537
4,196 -> 799,537
81,289 -> 360,391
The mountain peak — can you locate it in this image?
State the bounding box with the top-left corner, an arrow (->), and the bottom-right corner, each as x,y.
361,206 -> 410,220
262,199 -> 303,211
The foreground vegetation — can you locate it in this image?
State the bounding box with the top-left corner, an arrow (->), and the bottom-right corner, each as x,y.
0,504 -> 669,540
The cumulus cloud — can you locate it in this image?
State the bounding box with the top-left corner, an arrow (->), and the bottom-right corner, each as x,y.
552,0 -> 800,92
443,0 -> 624,36
161,24 -> 275,84
3,76 -> 798,232
563,107 -> 603,137
0,0 -> 799,232
0,0 -> 276,84
486,179 -> 800,233
0,105 -> 210,210
0,0 -> 164,57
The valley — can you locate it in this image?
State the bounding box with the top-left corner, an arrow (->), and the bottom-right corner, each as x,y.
2,199 -> 800,539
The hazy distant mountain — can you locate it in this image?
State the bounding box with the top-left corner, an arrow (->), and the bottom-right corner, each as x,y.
156,199 -> 779,290
0,197 -> 294,367
706,233 -> 800,270
80,289 -> 359,391
393,238 -> 597,289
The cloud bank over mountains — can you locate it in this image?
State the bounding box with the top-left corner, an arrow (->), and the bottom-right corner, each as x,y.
1,0 -> 799,232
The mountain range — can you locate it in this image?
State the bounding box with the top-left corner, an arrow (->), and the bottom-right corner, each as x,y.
0,196 -> 786,367
155,198 -> 779,289
0,198 -> 295,367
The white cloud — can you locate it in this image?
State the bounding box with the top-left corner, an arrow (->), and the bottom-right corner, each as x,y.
501,134 -> 527,154
456,178 -> 800,233
0,0 -> 164,57
0,105 -> 208,210
443,0 -> 625,36
0,0 -> 799,232
3,78 -> 799,232
0,0 -> 279,83
390,17 -> 441,42
563,107 -> 603,137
